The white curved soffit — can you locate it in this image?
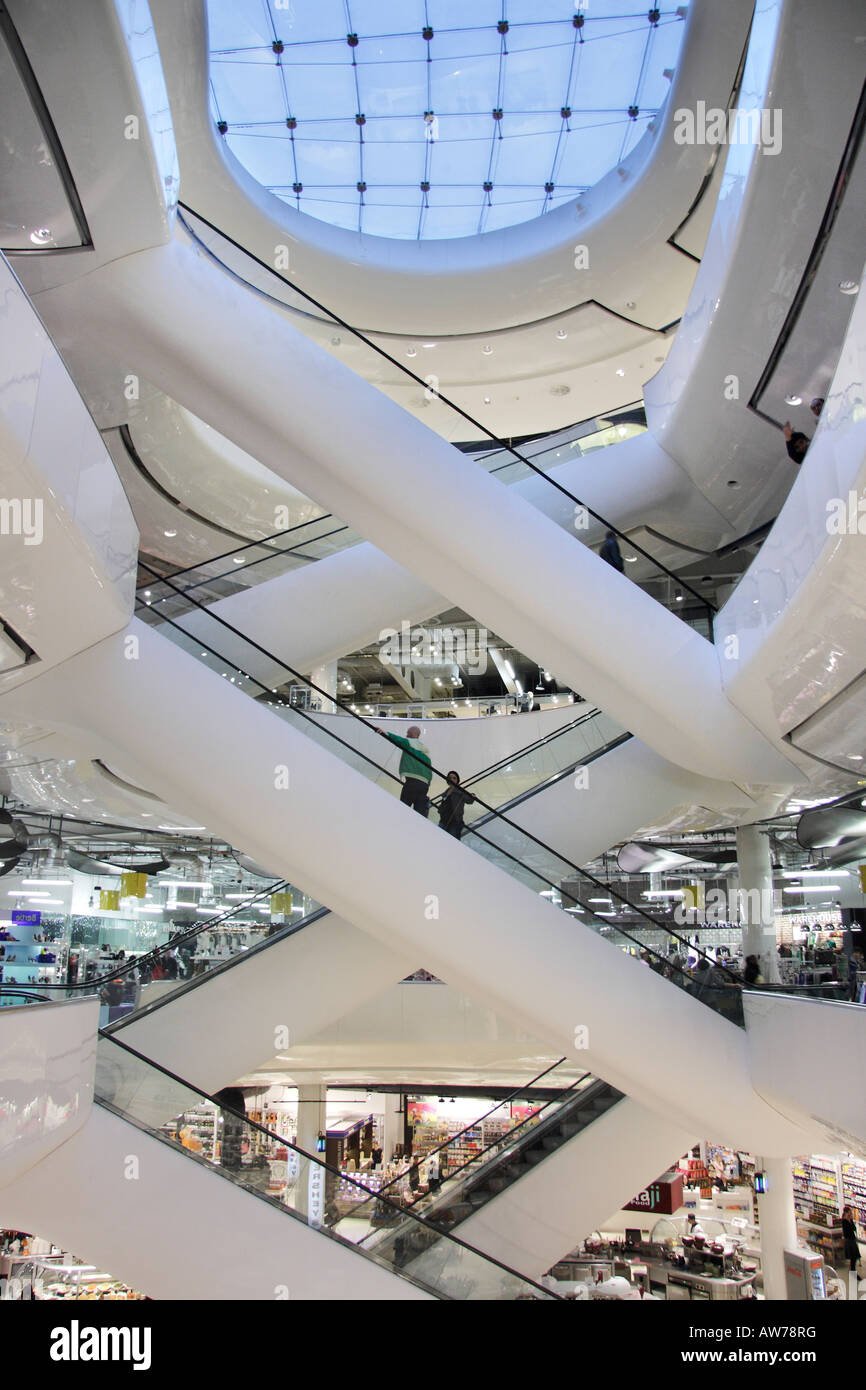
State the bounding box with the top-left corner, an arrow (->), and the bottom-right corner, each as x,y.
149,0 -> 754,336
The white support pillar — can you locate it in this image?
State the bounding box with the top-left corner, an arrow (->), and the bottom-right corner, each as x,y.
309,662 -> 338,714
736,825 -> 781,983
295,1082 -> 327,1219
382,1093 -> 404,1162
295,1083 -> 327,1155
756,1157 -> 799,1300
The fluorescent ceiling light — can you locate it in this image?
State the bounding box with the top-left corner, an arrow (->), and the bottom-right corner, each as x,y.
782,886 -> 839,894
781,870 -> 849,878
158,881 -> 213,890
158,826 -> 207,832
21,879 -> 72,886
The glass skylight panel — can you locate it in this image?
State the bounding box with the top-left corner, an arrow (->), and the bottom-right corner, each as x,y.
207,2 -> 687,240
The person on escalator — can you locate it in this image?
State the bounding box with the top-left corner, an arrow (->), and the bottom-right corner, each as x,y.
783,422 -> 810,465
438,771 -> 476,839
599,530 -> 625,572
376,725 -> 433,816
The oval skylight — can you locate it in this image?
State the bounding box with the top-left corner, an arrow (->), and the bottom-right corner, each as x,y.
207,1 -> 686,240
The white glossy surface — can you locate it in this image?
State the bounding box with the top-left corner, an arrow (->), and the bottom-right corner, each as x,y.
0,619 -> 822,1154
716,246 -> 866,750
458,1099 -> 694,1279
0,999 -> 98,1189
5,0 -> 175,293
745,992 -> 866,1155
0,1104 -> 431,1299
644,0 -> 866,532
120,913 -> 416,1093
127,395 -> 323,539
32,234 -> 797,783
0,255 -> 137,685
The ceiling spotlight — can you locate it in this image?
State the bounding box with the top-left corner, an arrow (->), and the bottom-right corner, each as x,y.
29,227 -> 53,245
615,368 -> 625,377
556,329 -> 568,340
483,396 -> 492,405
839,280 -> 860,295
163,529 -> 177,538
785,394 -> 802,406
482,344 -> 493,355
233,556 -> 245,564
407,347 -> 417,357
674,588 -> 683,603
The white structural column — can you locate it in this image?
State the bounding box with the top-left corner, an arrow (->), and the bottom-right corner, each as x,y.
736,825 -> 781,983
296,1083 -> 327,1156
382,1094 -> 404,1162
295,1083 -> 327,1221
309,663 -> 337,714
756,1157 -> 799,1301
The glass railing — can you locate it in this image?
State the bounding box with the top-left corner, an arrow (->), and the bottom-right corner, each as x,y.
357,1075 -> 618,1262
95,1033 -> 558,1301
471,407 -> 647,483
452,709 -> 630,831
136,512 -> 359,626
0,877 -> 324,1020
176,203 -> 716,630
131,570 -> 753,1026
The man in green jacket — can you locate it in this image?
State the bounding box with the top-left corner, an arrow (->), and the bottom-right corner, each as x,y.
376,725 -> 432,817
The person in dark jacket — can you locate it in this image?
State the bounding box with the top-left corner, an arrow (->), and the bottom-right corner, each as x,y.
783,421 -> 810,464
438,771 -> 476,839
842,1206 -> 860,1271
600,530 -> 625,572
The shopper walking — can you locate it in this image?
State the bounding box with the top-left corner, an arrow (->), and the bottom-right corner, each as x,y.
437,771 -> 476,839
842,1206 -> 861,1272
376,725 -> 433,816
599,530 -> 625,572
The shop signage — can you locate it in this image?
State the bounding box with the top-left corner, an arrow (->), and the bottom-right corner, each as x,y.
624,1173 -> 683,1215
11,910 -> 40,926
307,1163 -> 324,1228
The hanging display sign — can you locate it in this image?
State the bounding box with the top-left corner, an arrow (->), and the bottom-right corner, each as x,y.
270,891 -> 293,915
121,871 -> 147,899
99,889 -> 121,912
858,865 -> 866,894
11,909 -> 41,926
681,883 -> 705,912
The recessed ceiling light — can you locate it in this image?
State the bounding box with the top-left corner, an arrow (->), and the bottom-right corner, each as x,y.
615,368 -> 625,377
785,395 -> 802,406
483,396 -> 491,405
330,335 -> 341,346
29,227 -> 53,245
839,280 -> 859,294
407,347 -> 417,357
233,556 -> 245,564
625,301 -> 636,309
550,384 -> 571,396
482,344 -> 493,354
556,329 -> 568,340
163,529 -> 177,537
